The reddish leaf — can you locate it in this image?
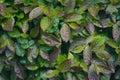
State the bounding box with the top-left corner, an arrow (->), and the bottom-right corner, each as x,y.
21,6 -> 32,14
83,45 -> 92,65
2,18 -> 15,31
59,59 -> 71,72
85,20 -> 95,34
14,64 -> 24,79
88,64 -> 99,80
41,34 -> 61,46
29,7 -> 43,20
64,0 -> 76,13
112,24 -> 120,41
0,3 -> 6,15
95,50 -> 111,61
22,21 -> 29,33
49,48 -> 61,64
60,23 -> 71,42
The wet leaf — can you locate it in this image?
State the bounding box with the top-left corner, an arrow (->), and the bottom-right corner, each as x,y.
41,34 -> 61,46
60,23 -> 71,42
40,16 -> 51,32
2,17 -> 15,31
29,7 -> 44,20
83,45 -> 92,65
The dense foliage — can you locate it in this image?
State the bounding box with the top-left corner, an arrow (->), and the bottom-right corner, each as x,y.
0,0 -> 120,80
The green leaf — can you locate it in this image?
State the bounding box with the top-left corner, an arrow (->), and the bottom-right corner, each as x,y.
58,59 -> 71,72
25,64 -> 39,71
8,28 -> 21,38
95,50 -> 111,61
64,13 -> 82,22
42,70 -> 59,78
2,17 -> 15,31
15,43 -> 25,57
30,26 -> 39,38
27,45 -> 39,63
40,16 -> 51,32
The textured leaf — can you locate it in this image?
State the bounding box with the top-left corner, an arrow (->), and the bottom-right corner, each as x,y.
40,17 -> 51,32
21,6 -> 32,14
2,18 -> 15,31
85,20 -> 95,34
22,21 -> 29,33
69,39 -> 85,53
64,13 -> 82,22
25,64 -> 38,71
68,23 -> 81,30
88,64 -> 99,80
42,70 -> 59,78
0,3 -> 6,15
14,64 -> 24,79
49,48 -> 61,64
41,34 -> 61,46
106,39 -> 118,48
39,50 -> 49,61
30,26 -> 39,38
95,50 -> 111,61
8,28 -> 21,38
15,43 -> 25,57
92,60 -> 113,74
83,45 -> 92,65
27,45 -> 38,63
60,23 -> 71,42
14,0 -> 24,4
112,24 -> 120,41
88,5 -> 99,18
64,0 -> 76,13
106,5 -> 118,14
29,7 -> 43,20
59,59 -> 71,72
